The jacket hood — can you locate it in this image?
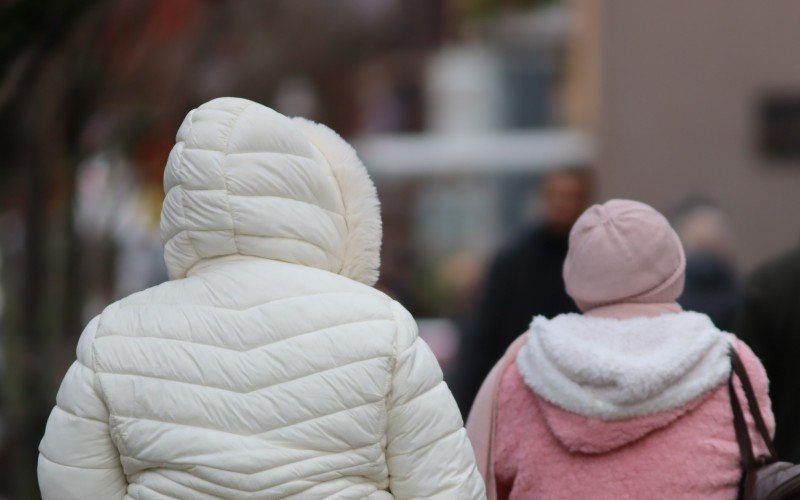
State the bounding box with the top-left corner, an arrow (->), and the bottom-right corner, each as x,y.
160,97 -> 381,285
516,312 -> 731,453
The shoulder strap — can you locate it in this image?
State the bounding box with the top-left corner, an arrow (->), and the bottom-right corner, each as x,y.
730,348 -> 778,459
729,368 -> 756,469
728,346 -> 777,471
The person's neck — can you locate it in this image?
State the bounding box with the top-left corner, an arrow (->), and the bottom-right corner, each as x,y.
584,302 -> 682,320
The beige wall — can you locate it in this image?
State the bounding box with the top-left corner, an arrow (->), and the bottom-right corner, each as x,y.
582,0 -> 800,270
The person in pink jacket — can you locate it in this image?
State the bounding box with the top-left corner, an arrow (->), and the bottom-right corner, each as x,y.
467,199 -> 774,500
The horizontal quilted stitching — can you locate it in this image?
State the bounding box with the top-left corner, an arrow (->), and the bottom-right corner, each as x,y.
160,99 -> 348,280
41,239 -> 484,500
38,98 -> 484,500
168,191 -> 345,218
89,258 -> 398,494
96,318 -> 391,353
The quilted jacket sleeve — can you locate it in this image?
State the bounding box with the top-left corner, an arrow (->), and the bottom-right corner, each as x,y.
38,316 -> 127,499
386,301 -> 486,499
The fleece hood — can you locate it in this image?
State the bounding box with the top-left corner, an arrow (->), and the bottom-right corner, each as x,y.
516,312 -> 731,453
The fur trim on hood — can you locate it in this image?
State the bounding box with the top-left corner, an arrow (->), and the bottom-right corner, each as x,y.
291,117 -> 382,286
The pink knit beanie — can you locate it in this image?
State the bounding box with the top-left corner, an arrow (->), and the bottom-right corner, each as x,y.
563,199 -> 686,312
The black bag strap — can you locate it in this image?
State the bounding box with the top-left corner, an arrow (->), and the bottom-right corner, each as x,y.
731,348 -> 778,458
729,367 -> 757,468
728,346 -> 778,468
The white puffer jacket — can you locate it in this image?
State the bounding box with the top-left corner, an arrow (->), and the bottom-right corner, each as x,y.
38,97 -> 485,500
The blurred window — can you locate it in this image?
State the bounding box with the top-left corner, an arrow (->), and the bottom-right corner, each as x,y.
760,93 -> 800,161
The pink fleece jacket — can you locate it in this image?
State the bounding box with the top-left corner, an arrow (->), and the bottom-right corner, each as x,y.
471,201 -> 773,499
492,325 -> 773,500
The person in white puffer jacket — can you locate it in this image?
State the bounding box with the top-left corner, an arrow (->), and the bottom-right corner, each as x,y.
37,97 -> 486,500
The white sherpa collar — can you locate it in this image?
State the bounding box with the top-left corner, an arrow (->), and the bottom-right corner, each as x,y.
516,312 -> 731,420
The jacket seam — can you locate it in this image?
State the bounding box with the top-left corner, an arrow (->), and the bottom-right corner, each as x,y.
178,191 -> 203,260
384,301 -> 402,454
110,398 -> 384,439
280,466 -> 385,498
97,353 -> 391,396
299,124 -> 349,274
182,147 -> 315,161
128,483 -> 181,500
388,426 -> 462,459
38,452 -> 121,471
164,230 -> 340,261
132,442 -> 382,492
178,113 -> 203,260
132,473 -> 224,500
389,378 -> 443,411
52,403 -> 107,425
218,102 -> 255,257
114,290 -> 385,313
96,318 -> 393,354
164,188 -> 345,219
90,313 -> 123,460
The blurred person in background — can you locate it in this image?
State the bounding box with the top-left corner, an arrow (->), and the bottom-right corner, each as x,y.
467,200 -> 773,499
737,242 -> 800,462
36,98 -> 485,499
375,245 -> 420,314
454,167 -> 591,414
673,198 -> 740,332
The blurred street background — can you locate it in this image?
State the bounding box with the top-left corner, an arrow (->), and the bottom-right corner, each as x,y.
1,0 -> 800,497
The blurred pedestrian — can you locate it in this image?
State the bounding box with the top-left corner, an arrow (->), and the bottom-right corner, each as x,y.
37,98 -> 485,499
673,198 -> 739,331
454,167 -> 591,414
738,244 -> 800,462
467,200 -> 773,499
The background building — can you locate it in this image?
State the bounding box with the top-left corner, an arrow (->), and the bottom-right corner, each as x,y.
568,0 -> 800,270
